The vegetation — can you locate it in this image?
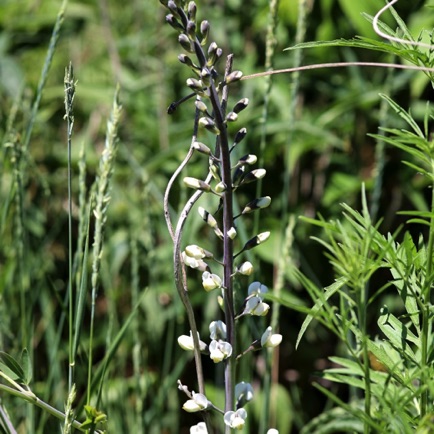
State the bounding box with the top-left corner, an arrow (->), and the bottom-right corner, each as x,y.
1,0 -> 434,432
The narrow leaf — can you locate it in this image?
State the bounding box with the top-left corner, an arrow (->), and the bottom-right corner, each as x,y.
296,277 -> 348,349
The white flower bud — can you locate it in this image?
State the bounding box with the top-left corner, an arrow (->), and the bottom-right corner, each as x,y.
178,331 -> 207,351
192,141 -> 211,155
190,422 -> 208,434
183,177 -> 211,192
237,261 -> 254,276
225,70 -> 243,84
227,227 -> 237,239
226,111 -> 238,122
215,181 -> 226,193
199,117 -> 220,134
261,326 -> 283,348
202,271 -> 222,291
257,231 -> 270,243
183,392 -> 209,412
185,244 -> 206,259
241,196 -> 271,215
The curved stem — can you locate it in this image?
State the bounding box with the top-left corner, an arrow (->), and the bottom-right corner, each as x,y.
163,103 -> 214,431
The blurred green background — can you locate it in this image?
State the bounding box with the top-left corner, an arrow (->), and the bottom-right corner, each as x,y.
1,0 -> 434,432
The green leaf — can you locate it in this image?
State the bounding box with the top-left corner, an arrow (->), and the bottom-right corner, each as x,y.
21,348 -> 32,385
379,94 -> 424,137
0,351 -> 25,382
378,307 -> 419,363
296,276 -> 348,349
367,340 -> 407,383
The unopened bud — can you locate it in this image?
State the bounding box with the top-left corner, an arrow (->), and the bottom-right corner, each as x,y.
233,127 -> 247,146
200,67 -> 211,87
183,177 -> 211,192
233,98 -> 249,113
166,14 -> 184,31
238,154 -> 257,165
167,0 -> 179,15
192,141 -> 211,155
207,42 -> 222,67
242,168 -> 266,184
200,20 -> 210,45
215,181 -> 226,193
186,20 -> 196,41
237,261 -> 254,276
243,231 -> 270,251
178,54 -> 197,69
232,165 -> 246,187
198,207 -> 217,228
186,78 -> 204,92
187,1 -> 197,21
226,112 -> 238,122
179,33 -> 193,52
227,227 -> 237,239
199,117 -> 220,135
225,70 -> 243,84
195,100 -> 209,113
241,196 -> 271,215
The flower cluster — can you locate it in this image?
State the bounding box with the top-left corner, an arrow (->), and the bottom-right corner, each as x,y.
161,0 -> 282,431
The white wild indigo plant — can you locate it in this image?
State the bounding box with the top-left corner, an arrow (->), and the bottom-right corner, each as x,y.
161,0 -> 281,432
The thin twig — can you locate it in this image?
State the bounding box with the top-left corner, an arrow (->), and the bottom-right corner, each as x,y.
241,61 -> 434,81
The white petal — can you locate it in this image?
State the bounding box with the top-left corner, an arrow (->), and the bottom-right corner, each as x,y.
178,335 -> 194,351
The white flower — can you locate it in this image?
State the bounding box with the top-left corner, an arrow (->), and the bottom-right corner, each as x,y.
235,382 -> 254,406
267,430 -> 279,434
190,422 -> 208,433
178,331 -> 207,352
202,271 -> 222,291
209,320 -> 226,340
248,281 -> 268,298
182,251 -> 208,270
209,339 -> 232,363
243,296 -> 270,316
237,261 -> 254,276
261,326 -> 282,348
224,408 -> 247,430
183,392 -> 209,412
185,244 -> 207,259
227,227 -> 237,239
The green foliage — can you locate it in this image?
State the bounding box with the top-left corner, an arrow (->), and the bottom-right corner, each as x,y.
293,87 -> 434,433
